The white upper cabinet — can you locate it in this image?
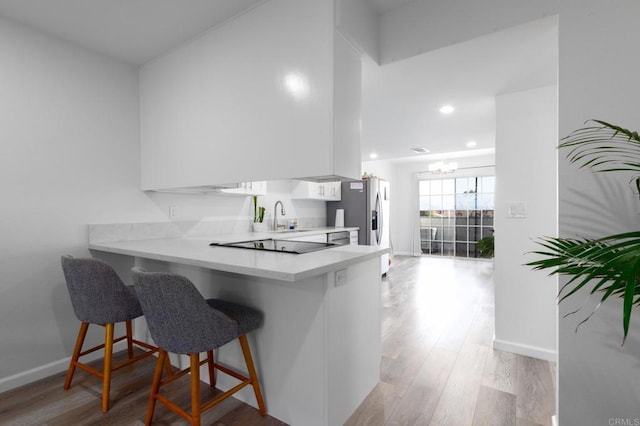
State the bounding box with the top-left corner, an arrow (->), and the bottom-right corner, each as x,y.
140,0 -> 361,191
218,181 -> 267,196
291,180 -> 341,201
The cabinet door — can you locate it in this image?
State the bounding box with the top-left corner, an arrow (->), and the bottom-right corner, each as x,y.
218,181 -> 267,196
291,181 -> 313,199
291,180 -> 342,200
326,181 -> 342,200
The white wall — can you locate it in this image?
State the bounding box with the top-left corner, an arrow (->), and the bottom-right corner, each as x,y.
558,1 -> 640,424
0,17 -> 165,388
378,0 -> 558,64
0,18 -> 326,391
364,154 -> 495,256
494,86 -> 558,361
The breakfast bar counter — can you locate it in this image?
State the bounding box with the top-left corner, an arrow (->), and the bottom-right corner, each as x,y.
89,233 -> 381,282
89,234 -> 386,426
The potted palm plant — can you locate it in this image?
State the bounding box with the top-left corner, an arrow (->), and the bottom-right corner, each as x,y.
528,120 -> 640,343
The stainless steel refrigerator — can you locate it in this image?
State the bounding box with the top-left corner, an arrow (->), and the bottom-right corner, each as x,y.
327,178 -> 390,275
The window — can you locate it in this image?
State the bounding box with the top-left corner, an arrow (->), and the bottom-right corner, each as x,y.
419,176 -> 494,258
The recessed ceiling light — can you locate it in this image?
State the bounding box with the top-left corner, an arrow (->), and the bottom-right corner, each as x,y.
466,141 -> 477,148
439,105 -> 455,114
369,152 -> 378,159
410,147 -> 430,154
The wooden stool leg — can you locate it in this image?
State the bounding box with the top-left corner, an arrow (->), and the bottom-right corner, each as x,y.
239,335 -> 266,415
64,321 -> 89,390
190,353 -> 201,426
206,350 -> 215,388
164,354 -> 174,378
145,350 -> 166,426
125,320 -> 135,359
102,323 -> 115,413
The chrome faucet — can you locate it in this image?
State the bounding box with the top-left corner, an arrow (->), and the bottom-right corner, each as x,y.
273,200 -> 286,231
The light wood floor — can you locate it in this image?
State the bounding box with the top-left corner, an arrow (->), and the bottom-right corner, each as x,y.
345,256 -> 555,426
0,256 -> 555,425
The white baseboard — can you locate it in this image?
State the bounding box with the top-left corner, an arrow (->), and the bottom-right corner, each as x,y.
0,341 -> 125,394
493,338 -> 557,362
552,415 -> 558,426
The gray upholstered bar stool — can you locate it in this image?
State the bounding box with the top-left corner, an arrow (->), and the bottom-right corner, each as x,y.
61,255 -> 161,412
131,267 -> 266,426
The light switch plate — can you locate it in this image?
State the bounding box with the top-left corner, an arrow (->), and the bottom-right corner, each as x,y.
507,202 -> 527,218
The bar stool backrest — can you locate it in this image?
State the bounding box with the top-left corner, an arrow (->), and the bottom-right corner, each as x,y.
131,268 -> 239,354
61,255 -> 142,324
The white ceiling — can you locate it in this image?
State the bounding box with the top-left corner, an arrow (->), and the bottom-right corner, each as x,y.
363,15 -> 558,162
0,0 -> 267,65
0,0 -> 400,65
0,1 -> 558,163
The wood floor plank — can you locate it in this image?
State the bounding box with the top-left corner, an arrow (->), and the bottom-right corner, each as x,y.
465,304 -> 495,346
435,304 -> 478,353
379,350 -> 429,390
472,385 -> 516,426
482,348 -> 517,395
516,417 -> 544,426
386,347 -> 457,425
429,342 -> 489,426
516,355 -> 555,426
344,381 -> 403,426
549,360 -> 557,399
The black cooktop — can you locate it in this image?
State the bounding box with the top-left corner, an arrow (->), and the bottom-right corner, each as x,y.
210,239 -> 337,254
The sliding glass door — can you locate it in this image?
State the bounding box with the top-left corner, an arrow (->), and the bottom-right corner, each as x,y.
419,176 -> 494,258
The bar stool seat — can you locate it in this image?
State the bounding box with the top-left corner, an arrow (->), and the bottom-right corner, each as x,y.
61,255 -> 161,412
131,267 -> 266,426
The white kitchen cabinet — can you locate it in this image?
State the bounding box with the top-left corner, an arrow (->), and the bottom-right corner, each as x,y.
218,181 -> 266,196
139,0 -> 361,191
152,181 -> 266,196
349,230 -> 359,245
291,180 -> 341,201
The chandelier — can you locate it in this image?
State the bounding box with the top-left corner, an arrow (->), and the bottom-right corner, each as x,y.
428,161 -> 458,174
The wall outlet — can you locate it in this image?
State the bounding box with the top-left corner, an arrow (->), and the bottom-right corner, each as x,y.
169,205 -> 178,220
335,269 -> 348,287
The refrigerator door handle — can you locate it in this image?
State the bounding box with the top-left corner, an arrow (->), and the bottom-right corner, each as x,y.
374,191 -> 382,245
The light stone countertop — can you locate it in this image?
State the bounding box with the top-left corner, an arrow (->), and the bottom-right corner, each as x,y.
89,231 -> 385,282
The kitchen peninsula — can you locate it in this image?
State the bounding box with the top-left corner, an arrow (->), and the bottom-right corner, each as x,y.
89,225 -> 387,426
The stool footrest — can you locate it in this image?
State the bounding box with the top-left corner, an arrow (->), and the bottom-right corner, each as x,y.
147,339 -> 266,425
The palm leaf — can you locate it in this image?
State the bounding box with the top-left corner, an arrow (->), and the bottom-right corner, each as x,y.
560,119 -> 640,175
527,231 -> 640,343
